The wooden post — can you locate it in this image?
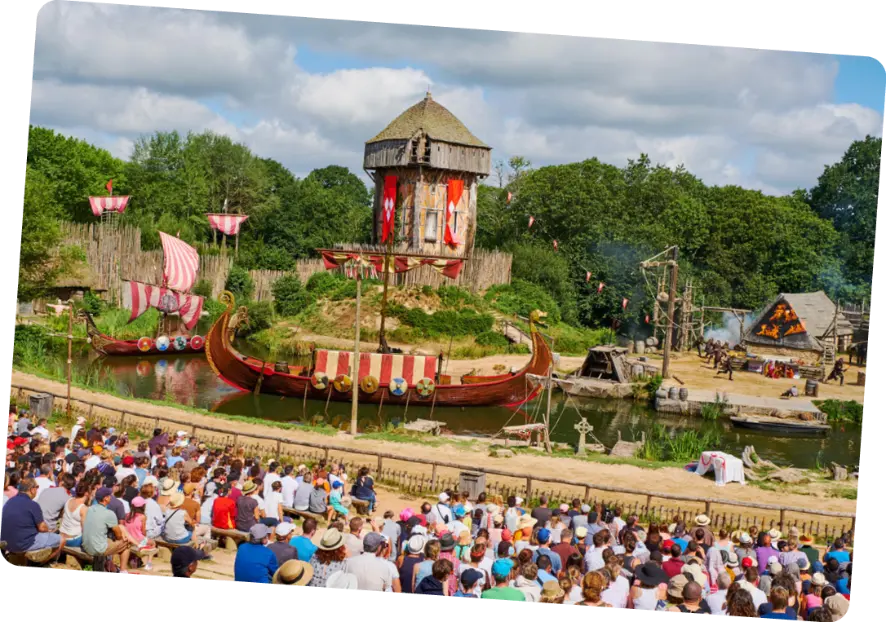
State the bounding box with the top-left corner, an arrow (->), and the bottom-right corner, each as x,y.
276,439 -> 282,460
526,477 -> 533,501
377,455 -> 383,473
705,500 -> 711,516
429,388 -> 438,420
233,433 -> 239,448
350,269 -> 362,435
66,302 -> 74,419
302,384 -> 308,419
544,362 -> 554,454
662,247 -> 679,379
324,385 -> 333,415
779,508 -> 786,532
431,464 -> 438,489
403,389 -> 411,419
119,412 -> 126,429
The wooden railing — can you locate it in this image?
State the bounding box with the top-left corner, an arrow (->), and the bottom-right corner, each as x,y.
10,383 -> 856,539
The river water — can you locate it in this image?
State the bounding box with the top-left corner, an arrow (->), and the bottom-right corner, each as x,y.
59,344 -> 862,469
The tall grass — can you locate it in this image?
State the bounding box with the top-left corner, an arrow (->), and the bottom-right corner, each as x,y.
635,424 -> 721,464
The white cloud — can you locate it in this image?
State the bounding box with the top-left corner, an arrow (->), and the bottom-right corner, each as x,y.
27,2 -> 885,196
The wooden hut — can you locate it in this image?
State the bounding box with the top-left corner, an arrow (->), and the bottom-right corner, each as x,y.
742,291 -> 854,364
363,92 -> 491,258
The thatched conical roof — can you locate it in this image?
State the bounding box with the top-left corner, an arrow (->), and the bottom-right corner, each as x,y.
367,92 -> 488,148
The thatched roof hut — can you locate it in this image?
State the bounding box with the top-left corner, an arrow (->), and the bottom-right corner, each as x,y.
743,291 -> 854,356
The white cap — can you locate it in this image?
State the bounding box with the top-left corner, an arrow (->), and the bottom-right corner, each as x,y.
297,464 -> 307,471
176,430 -> 187,437
275,522 -> 295,537
515,497 -> 524,505
438,492 -> 450,502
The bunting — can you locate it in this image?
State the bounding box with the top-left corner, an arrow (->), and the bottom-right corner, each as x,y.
320,251 -> 463,280
645,314 -> 650,324
106,179 -> 113,194
622,298 -> 629,310
507,192 -> 513,204
89,195 -> 130,217
123,281 -> 204,330
381,176 -> 398,243
159,231 -> 199,292
597,282 -> 605,293
553,240 -> 558,251
585,271 -> 592,283
207,213 -> 249,236
528,216 -> 535,229
444,179 -> 463,248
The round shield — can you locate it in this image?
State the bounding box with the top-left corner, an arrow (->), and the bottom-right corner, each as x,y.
416,377 -> 436,398
333,374 -> 352,393
137,337 -> 153,352
158,293 -> 179,314
389,377 -> 407,397
311,373 -> 329,390
135,361 -> 152,377
360,375 -> 379,394
189,335 -> 205,350
156,335 -> 170,352
173,335 -> 189,351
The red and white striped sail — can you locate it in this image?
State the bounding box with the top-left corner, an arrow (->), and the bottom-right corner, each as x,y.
207,213 -> 249,236
89,195 -> 130,217
159,232 -> 199,292
122,281 -> 204,330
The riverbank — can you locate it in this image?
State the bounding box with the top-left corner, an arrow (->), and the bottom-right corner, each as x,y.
10,370 -> 858,525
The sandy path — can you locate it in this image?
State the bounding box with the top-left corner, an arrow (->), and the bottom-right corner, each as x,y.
12,370 -> 857,523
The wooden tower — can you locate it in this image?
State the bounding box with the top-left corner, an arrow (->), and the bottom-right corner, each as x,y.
363,92 -> 491,258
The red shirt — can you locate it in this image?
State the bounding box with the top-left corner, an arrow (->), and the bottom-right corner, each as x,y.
212,497 -> 237,529
662,558 -> 685,578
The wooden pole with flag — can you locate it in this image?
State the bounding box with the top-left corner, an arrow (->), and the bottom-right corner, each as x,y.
66,300 -> 74,419
350,263 -> 362,435
662,246 -> 680,379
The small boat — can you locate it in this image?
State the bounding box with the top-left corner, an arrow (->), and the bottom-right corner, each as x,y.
729,415 -> 830,436
205,291 -> 552,408
79,309 -> 205,356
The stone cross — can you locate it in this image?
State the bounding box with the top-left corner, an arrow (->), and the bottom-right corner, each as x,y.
574,417 -> 593,453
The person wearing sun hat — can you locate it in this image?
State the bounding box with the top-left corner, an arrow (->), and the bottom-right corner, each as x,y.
271,559 -> 314,585
235,479 -> 262,532
308,528 -> 349,587
798,533 -> 820,565
693,514 -> 714,547
161,492 -> 196,545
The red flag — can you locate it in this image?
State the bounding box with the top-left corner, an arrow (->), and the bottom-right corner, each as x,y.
106,179 -> 113,195
553,240 -> 558,251
528,216 -> 535,229
507,191 -> 513,203
622,298 -> 629,310
585,271 -> 592,283
597,282 -> 605,293
444,179 -> 464,248
381,176 -> 398,243
645,314 -> 650,324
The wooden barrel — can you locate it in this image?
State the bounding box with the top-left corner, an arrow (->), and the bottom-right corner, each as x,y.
655,388 -> 669,400
635,340 -> 646,355
631,364 -> 645,379
679,387 -> 689,401
646,337 -> 659,347
668,387 -> 679,400
805,379 -> 819,397
857,371 -> 866,386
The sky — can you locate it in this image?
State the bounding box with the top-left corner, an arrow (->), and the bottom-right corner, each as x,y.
29,1 -> 886,196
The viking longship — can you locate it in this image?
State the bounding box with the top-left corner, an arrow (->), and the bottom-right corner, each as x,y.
83,232 -> 207,357
205,288 -> 551,407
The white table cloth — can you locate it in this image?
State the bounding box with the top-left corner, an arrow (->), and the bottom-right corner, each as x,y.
695,451 -> 746,486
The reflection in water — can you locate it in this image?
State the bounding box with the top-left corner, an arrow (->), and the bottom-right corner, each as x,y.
69,344 -> 861,469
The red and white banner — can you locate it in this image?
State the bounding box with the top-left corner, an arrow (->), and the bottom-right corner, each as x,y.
89,195 -> 130,217
585,271 -> 592,283
553,240 -> 558,251
159,231 -> 199,292
381,176 -> 397,243
106,179 -> 114,194
597,282 -> 605,293
207,213 -> 249,236
314,349 -> 436,385
622,298 -> 629,309
123,281 -> 204,330
507,192 -> 513,204
645,314 -> 650,324
444,179 -> 463,248
320,251 -> 464,280
528,216 -> 535,229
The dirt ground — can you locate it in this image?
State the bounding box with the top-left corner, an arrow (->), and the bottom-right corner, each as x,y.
646,351 -> 867,404
11,371 -> 858,524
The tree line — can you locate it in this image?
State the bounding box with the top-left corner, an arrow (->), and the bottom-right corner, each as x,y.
19,125 -> 879,336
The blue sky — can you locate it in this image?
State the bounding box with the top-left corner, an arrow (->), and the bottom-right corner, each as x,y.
29,2 -> 886,194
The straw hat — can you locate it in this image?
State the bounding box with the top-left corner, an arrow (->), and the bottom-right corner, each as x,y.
407,535 -> 427,554
768,529 -> 782,540
825,594 -> 850,620
458,530 -> 472,546
799,534 -> 814,544
811,572 -> 827,587
241,480 -> 257,495
516,515 -> 537,530
541,580 -> 565,600
683,564 -> 705,587
318,528 -> 344,551
273,560 -> 314,586
485,504 -> 499,516
169,492 -> 185,508
668,574 -> 689,598
695,514 -> 711,527
159,479 -> 177,496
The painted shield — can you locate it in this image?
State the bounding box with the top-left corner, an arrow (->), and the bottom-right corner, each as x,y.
360,375 -> 379,394
137,337 -> 153,352
190,335 -> 205,350
311,373 -> 329,390
389,377 -> 407,397
173,335 -> 189,351
156,335 -> 171,352
416,377 -> 436,397
333,374 -> 352,393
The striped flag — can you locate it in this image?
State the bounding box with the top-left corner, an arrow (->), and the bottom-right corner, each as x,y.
207,213 -> 249,236
89,195 -> 129,217
622,298 -> 629,310
444,179 -> 463,248
553,240 -> 558,251
586,271 -> 592,283
597,282 -> 605,293
314,349 -> 437,385
123,281 -> 204,330
507,192 -> 513,203
528,216 -> 535,229
106,179 -> 113,194
159,231 -> 199,292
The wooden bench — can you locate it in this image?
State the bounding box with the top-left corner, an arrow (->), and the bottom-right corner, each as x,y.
350,498 -> 370,516
153,537 -> 218,560
60,546 -> 96,570
282,507 -> 326,524
210,528 -> 249,551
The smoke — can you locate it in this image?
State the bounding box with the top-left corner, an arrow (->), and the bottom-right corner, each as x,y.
705,312 -> 756,347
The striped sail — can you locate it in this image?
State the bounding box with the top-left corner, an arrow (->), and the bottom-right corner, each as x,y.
159,231 -> 199,292
89,195 -> 130,216
122,281 -> 204,330
313,350 -> 437,385
207,213 -> 249,236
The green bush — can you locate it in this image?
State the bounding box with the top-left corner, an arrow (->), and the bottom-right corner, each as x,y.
81,291 -> 103,316
437,285 -> 485,310
484,279 -> 561,323
193,279 -> 213,298
391,306 -> 494,338
13,324 -> 53,365
272,274 -> 313,316
645,373 -> 664,396
306,271 -> 345,295
225,266 -> 255,301
813,399 -> 863,424
238,301 -> 274,336
475,330 -> 509,347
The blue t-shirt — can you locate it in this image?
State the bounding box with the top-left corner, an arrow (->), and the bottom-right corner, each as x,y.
0,494 -> 44,552
835,577 -> 850,594
234,542 -> 279,583
289,535 -> 318,562
758,604 -> 797,619
533,546 -> 562,575
824,550 -> 850,565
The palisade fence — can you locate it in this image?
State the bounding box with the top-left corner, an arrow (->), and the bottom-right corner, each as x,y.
11,383 -> 855,541
58,224 -> 511,304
